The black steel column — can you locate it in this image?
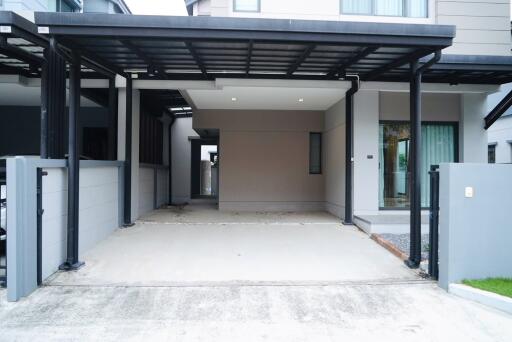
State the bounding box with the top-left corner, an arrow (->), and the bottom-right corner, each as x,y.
168,119 -> 174,204
107,78 -> 118,160
343,77 -> 359,225
123,76 -> 134,226
406,60 -> 422,268
60,51 -> 84,271
40,49 -> 49,159
40,38 -> 66,159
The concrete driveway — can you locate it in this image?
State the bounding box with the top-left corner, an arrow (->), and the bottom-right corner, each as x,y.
1,282 -> 511,341
1,206 -> 511,341
48,205 -> 416,286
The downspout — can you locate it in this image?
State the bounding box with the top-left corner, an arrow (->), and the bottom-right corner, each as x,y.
406,50 -> 442,269
167,113 -> 176,205
343,75 -> 360,225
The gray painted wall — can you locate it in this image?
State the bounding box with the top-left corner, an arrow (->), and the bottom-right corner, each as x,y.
438,163 -> 512,289
41,164 -> 122,280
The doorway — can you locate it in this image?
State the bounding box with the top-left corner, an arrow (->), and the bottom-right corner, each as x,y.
190,138 -> 218,199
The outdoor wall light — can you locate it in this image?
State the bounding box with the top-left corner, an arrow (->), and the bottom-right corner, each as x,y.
298,98 -> 304,102
231,97 -> 237,102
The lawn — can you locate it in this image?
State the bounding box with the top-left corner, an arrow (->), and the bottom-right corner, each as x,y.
462,278 -> 512,299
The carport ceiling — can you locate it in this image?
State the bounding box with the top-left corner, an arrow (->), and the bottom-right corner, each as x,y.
188,86 -> 348,110
35,13 -> 460,82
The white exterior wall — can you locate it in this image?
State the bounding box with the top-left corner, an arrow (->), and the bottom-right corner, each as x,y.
354,90 -> 380,215
117,87 -> 141,222
436,0 -> 511,56
460,93 -> 488,163
138,166 -> 154,217
193,0 -> 511,56
171,117 -> 198,204
194,109 -> 324,211
323,98 -> 346,218
323,90 -> 469,218
41,166 -> 120,281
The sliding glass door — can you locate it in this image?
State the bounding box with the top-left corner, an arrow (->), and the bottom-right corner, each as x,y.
379,121 -> 457,209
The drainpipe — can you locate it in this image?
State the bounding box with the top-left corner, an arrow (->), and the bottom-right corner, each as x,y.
406,50 -> 442,269
343,75 -> 360,225
168,113 -> 176,205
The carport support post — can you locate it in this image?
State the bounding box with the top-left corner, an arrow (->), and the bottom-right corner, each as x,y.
405,51 -> 441,269
107,78 -> 117,160
123,75 -> 134,226
343,77 -> 359,225
60,51 -> 84,271
406,60 -> 422,268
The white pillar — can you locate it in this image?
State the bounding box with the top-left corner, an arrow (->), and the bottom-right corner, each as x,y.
353,90 -> 380,215
117,83 -> 141,221
460,93 -> 488,163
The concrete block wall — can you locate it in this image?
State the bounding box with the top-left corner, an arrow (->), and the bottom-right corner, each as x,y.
41,165 -> 121,281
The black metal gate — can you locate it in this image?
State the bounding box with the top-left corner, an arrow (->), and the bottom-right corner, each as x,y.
0,159 -> 6,288
428,165 -> 440,280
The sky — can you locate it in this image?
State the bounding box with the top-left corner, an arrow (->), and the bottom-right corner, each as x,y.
124,0 -> 188,16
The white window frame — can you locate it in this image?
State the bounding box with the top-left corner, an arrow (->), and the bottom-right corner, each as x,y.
233,0 -> 261,13
340,0 -> 428,18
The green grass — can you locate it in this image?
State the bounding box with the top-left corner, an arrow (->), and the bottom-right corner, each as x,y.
462,278 -> 512,299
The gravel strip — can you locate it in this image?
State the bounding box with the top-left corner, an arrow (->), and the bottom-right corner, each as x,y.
379,233 -> 430,261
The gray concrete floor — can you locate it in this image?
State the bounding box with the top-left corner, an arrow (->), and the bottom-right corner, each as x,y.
2,206 -> 511,341
48,205 -> 417,286
1,282 -> 511,341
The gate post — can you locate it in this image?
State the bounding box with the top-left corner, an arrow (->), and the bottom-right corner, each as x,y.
428,165 -> 440,279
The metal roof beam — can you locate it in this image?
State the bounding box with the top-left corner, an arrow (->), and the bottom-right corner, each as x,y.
245,40 -> 253,75
287,44 -> 315,76
326,46 -> 378,79
121,40 -> 168,79
185,41 -> 208,78
485,89 -> 512,129
362,49 -> 433,81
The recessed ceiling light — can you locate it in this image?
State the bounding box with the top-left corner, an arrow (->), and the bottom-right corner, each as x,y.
298,98 -> 304,102
231,97 -> 237,102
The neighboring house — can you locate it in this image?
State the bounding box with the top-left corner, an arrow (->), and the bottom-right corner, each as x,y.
487,85 -> 512,164
0,0 -> 130,14
0,0 -> 130,159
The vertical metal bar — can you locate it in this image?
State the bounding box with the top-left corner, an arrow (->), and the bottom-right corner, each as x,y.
343,77 -> 359,225
107,78 -> 117,160
40,49 -> 49,159
60,51 -> 84,271
429,165 -> 440,279
123,76 -> 133,226
36,168 -> 43,285
153,166 -> 158,209
168,120 -> 174,204
406,60 -> 422,268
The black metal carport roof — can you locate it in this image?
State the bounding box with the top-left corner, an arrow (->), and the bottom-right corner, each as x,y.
34,12 -> 463,82
0,11 -> 47,77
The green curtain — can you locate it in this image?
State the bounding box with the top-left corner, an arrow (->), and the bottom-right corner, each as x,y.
420,124 -> 455,206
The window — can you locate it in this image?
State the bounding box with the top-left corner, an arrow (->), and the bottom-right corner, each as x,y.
488,144 -> 497,164
56,0 -> 80,12
233,0 -> 260,12
309,133 -> 322,174
341,0 -> 428,18
379,122 -> 457,209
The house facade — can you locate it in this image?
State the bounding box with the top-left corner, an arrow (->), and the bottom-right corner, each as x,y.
1,0 -> 512,300
179,0 -> 510,218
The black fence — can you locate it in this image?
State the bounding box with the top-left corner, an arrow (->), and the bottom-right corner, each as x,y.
0,159 -> 6,287
428,165 -> 440,280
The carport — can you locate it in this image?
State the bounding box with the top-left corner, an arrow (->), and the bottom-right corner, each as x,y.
4,11 -> 512,300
